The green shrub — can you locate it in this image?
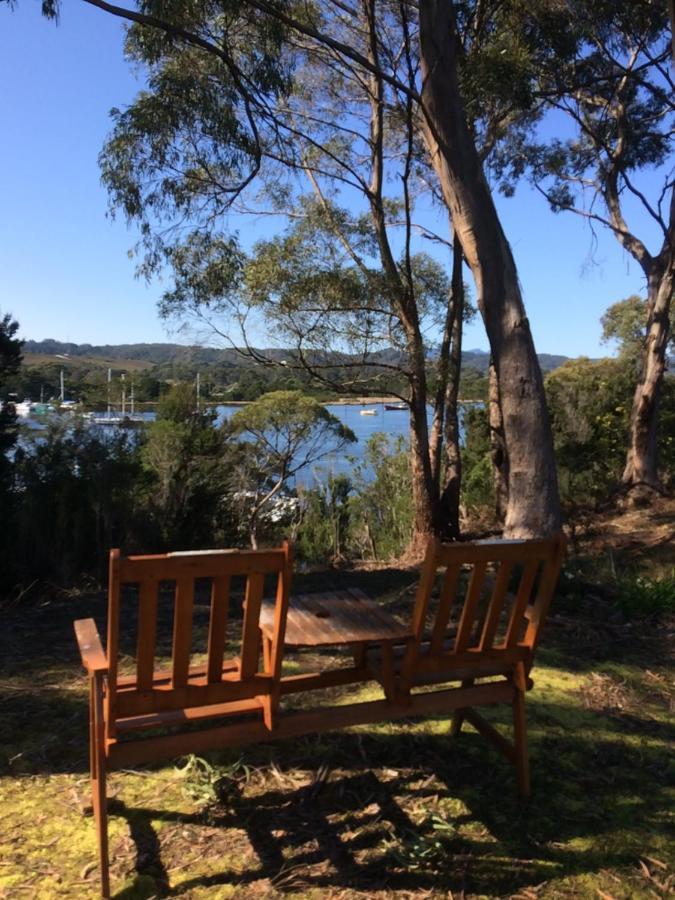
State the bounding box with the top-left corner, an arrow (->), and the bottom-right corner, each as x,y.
460,406 -> 495,517
617,574 -> 675,616
350,434 -> 413,560
545,357 -> 634,505
12,422 -> 144,586
296,473 -> 353,563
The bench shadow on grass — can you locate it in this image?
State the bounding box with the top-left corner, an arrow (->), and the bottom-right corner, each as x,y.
110,696 -> 673,899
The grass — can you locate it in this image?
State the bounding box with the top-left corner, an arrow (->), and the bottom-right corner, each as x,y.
0,536 -> 674,899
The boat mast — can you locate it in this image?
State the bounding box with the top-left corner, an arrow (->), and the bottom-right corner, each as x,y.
60,369 -> 65,403
107,368 -> 112,418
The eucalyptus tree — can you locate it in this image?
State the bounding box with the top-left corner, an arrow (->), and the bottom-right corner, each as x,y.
602,295 -> 675,364
20,0 -> 565,538
521,1 -> 674,496
95,0 -> 477,546
228,390 -> 356,547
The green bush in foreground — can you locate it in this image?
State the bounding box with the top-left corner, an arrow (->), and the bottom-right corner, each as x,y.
617,574 -> 675,616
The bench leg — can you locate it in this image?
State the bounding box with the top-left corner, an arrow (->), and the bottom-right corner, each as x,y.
90,673 -> 110,898
450,679 -> 474,736
512,662 -> 530,799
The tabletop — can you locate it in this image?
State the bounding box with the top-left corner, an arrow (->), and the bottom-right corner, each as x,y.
259,588 -> 412,648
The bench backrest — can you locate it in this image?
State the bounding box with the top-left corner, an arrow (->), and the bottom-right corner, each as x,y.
401,535 -> 565,685
105,543 -> 292,737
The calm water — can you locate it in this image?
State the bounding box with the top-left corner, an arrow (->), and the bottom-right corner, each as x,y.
19,401 -> 472,488
217,402 -> 413,486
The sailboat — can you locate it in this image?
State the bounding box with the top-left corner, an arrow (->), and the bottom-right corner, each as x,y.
58,369 -> 78,410
92,371 -> 145,426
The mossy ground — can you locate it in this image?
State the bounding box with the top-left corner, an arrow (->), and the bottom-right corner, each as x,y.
1,509 -> 673,899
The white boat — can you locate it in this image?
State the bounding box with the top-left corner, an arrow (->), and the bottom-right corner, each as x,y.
359,408 -> 377,416
91,413 -> 145,427
15,400 -> 33,417
91,414 -> 125,426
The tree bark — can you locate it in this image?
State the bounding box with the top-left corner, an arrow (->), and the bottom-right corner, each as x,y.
408,357 -> 438,548
622,258 -> 674,493
363,0 -> 437,553
417,0 -> 561,538
488,360 -> 509,522
438,234 -> 464,540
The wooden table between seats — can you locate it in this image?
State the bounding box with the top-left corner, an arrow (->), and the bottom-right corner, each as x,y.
259,589 -> 412,699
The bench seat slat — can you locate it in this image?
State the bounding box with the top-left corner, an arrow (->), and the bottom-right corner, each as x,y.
171,577 -> 194,689
207,575 -> 230,683
479,561 -> 514,651
116,658 -> 240,689
136,579 -> 158,691
116,697 -> 264,733
115,673 -> 274,717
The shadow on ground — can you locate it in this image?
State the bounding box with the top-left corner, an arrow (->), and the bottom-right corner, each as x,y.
110,714 -> 673,898
1,563 -> 673,898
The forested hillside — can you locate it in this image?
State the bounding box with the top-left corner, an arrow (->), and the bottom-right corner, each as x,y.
23,339 -> 571,373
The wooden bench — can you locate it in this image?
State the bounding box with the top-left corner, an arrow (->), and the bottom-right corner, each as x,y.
74,534 -> 565,897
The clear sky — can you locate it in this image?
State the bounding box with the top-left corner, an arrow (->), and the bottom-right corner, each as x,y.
0,2 -> 662,357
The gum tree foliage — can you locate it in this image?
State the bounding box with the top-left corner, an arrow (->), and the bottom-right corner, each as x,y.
544,357 -> 635,506
602,294 -> 675,363
227,390 -> 356,547
349,433 -> 414,560
545,293 -> 675,507
18,0 -> 572,538
505,1 -> 674,495
95,2 -> 471,545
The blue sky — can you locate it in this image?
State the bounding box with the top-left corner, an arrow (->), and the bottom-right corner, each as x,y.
0,2 -> 661,357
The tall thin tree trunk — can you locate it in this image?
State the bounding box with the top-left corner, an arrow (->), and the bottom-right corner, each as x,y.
438,234 -> 464,540
418,0 -> 560,538
622,261 -> 674,494
362,0 -> 438,554
429,284 -> 455,491
488,360 -> 509,522
409,374 -> 438,549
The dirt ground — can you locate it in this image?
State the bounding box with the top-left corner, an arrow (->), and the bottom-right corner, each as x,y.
1,506 -> 673,899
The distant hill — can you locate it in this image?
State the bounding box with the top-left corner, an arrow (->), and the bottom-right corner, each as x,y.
23,340 -> 573,373
23,340 -> 230,366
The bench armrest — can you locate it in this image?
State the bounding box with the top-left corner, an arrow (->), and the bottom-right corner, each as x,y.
74,618 -> 109,674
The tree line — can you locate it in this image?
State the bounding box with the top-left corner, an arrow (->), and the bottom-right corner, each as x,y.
6,351 -> 491,406
2,299 -> 674,600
